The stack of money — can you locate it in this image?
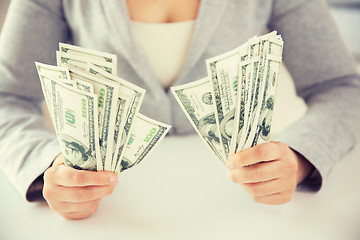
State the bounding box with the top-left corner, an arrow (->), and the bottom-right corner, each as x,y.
36,43 -> 171,173
171,31 -> 283,164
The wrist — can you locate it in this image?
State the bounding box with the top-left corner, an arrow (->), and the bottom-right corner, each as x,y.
294,151 -> 314,184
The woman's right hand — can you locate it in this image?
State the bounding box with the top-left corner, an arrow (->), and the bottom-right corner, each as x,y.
43,154 -> 118,220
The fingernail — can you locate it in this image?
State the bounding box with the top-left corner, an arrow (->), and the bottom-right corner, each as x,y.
226,161 -> 234,169
109,176 -> 117,183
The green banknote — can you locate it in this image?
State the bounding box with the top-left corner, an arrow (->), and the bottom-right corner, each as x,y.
206,47 -> 242,159
173,31 -> 284,164
63,65 -> 120,171
242,33 -> 283,150
249,54 -> 282,147
36,43 -> 171,173
57,51 -> 115,75
40,75 -> 101,171
35,61 -> 71,81
116,113 -> 171,172
229,46 -> 251,154
171,77 -> 226,163
59,42 -> 117,75
85,63 -> 145,172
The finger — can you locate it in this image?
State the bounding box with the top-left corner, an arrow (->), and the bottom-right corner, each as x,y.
227,160 -> 281,183
52,154 -> 65,166
227,142 -> 284,168
252,189 -> 295,205
45,165 -> 118,187
47,199 -> 101,217
241,179 -> 293,197
62,210 -> 98,220
60,199 -> 101,215
45,184 -> 116,203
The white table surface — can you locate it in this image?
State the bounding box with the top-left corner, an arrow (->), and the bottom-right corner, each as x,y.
1,65 -> 360,240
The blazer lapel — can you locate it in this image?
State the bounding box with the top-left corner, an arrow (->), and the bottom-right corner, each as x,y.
175,0 -> 229,85
101,0 -> 164,97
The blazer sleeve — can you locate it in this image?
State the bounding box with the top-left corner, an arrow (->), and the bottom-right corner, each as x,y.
268,0 -> 360,191
0,0 -> 69,201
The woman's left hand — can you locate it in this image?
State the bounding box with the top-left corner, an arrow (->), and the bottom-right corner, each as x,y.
226,141 -> 313,205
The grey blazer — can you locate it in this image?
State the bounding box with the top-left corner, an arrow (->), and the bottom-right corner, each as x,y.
0,0 -> 359,200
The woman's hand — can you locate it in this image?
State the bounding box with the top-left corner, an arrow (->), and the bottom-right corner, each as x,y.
226,141 -> 313,205
43,154 -> 118,219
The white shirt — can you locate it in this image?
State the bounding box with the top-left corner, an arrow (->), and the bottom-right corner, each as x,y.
131,20 -> 196,88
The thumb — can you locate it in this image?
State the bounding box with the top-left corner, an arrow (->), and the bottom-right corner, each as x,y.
52,154 -> 65,166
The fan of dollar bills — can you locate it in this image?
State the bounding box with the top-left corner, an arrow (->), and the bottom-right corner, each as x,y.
171,31 -> 284,164
35,43 -> 171,173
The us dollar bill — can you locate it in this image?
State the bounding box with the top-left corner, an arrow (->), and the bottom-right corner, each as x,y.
268,35 -> 284,57
35,62 -> 71,81
233,32 -> 279,151
59,42 -> 117,75
73,78 -> 95,93
237,50 -> 264,150
63,64 -> 120,171
248,54 -> 282,147
57,51 -> 115,74
241,35 -> 269,148
36,43 -> 172,173
229,46 -> 250,154
115,113 -> 171,172
37,73 -> 57,121
241,34 -> 283,150
84,63 -> 145,171
35,62 -> 75,88
206,47 -> 242,159
37,71 -> 77,122
234,57 -> 259,151
240,36 -> 269,150
171,78 -> 226,163
41,75 -> 101,171
247,35 -> 261,58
